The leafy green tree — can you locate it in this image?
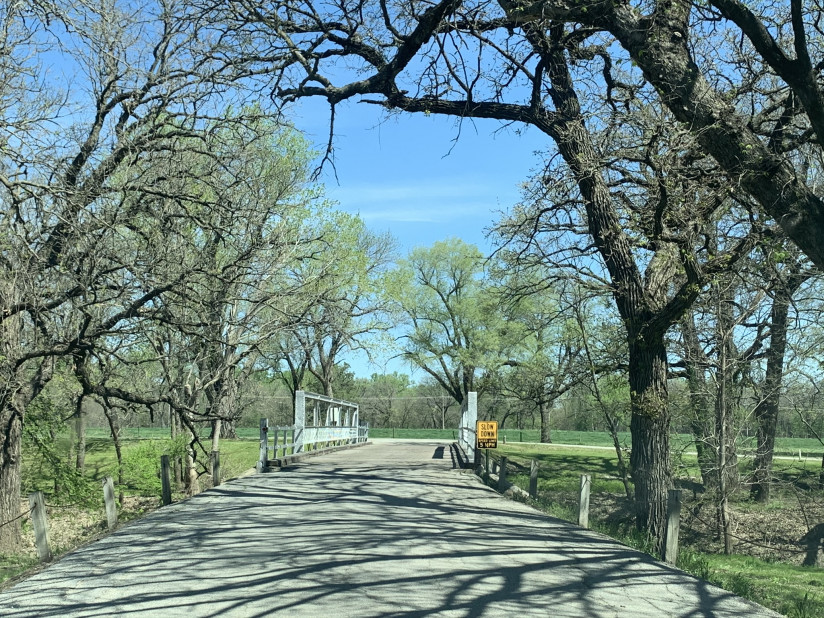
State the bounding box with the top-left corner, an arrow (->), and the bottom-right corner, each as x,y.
272,213 -> 395,400
388,239 -> 510,405
491,274 -> 590,443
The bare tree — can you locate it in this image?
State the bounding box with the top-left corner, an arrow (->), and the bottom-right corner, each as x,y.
0,0 -> 262,550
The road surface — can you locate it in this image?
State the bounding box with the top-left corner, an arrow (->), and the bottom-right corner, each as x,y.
0,440 -> 779,617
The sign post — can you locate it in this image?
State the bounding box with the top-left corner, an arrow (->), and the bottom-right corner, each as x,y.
476,420 -> 498,449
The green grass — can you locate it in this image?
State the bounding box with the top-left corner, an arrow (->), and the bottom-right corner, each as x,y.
22,436 -> 260,501
368,428 -> 460,439
0,553 -> 39,589
83,427 -> 265,440
694,553 -> 824,617
76,425 -> 824,457
491,443 -> 629,494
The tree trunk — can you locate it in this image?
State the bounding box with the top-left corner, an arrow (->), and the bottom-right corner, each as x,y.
539,401 -> 551,443
713,276 -> 739,549
220,419 -> 238,439
0,358 -> 53,551
75,403 -> 86,472
680,314 -> 716,489
185,438 -> 199,496
103,402 -> 125,507
752,277 -> 798,502
0,405 -> 23,553
628,338 -> 671,556
717,339 -> 733,554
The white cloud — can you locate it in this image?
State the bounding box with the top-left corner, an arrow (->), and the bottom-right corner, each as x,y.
328,180 -> 513,223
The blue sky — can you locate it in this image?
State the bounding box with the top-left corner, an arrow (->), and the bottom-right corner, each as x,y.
293,97 -> 549,257
290,98 -> 551,379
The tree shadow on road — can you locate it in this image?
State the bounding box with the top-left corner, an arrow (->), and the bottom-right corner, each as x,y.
0,444 -> 775,617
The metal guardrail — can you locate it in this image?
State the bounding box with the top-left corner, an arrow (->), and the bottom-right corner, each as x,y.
303,425 -> 360,448
258,423 -> 297,465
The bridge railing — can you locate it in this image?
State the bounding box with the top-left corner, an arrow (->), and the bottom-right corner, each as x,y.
457,392 -> 478,466
258,390 -> 367,470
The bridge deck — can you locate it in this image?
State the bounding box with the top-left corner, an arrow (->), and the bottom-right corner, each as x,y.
0,440 -> 778,617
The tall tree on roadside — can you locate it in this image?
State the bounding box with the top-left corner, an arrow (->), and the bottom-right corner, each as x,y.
750,241 -> 816,502
205,0 -> 801,553
389,239 -> 508,405
0,0 -> 265,549
272,214 -> 395,400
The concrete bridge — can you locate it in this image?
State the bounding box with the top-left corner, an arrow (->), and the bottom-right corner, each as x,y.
0,440 -> 779,617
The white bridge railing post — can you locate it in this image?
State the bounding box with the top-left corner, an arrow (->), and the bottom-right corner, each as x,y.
459,392 -> 477,465
294,391 -> 306,454
257,418 -> 269,472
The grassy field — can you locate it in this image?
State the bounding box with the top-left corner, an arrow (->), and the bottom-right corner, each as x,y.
20,435 -> 260,510
80,425 -> 824,457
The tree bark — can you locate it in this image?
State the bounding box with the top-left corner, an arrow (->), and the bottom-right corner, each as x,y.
680,314 -> 717,489
103,401 -> 125,507
628,337 -> 671,549
211,419 -> 222,454
751,272 -> 805,502
714,277 -> 740,497
539,400 -> 551,443
0,404 -> 23,553
75,402 -> 86,472
0,357 -> 53,551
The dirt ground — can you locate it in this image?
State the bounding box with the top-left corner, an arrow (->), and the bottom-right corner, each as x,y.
16,496 -> 161,561
590,487 -> 824,565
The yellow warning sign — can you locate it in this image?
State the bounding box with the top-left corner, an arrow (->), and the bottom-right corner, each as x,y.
476,420 -> 498,449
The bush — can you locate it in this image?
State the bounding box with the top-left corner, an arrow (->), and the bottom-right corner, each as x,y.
120,441 -> 165,495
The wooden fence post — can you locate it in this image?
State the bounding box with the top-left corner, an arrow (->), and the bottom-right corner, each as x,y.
103,476 -> 117,529
664,489 -> 682,565
578,474 -> 591,528
258,418 -> 269,471
529,460 -> 539,498
160,455 -> 172,505
211,450 -> 221,487
498,457 -> 508,492
28,491 -> 52,562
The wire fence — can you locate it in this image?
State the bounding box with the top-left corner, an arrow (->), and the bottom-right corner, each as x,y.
0,506 -> 34,531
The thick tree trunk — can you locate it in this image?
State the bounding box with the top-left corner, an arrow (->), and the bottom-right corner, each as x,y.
539,401 -> 551,443
0,405 -> 23,553
628,338 -> 671,555
534,25 -> 679,554
220,419 -> 238,440
185,438 -> 199,496
0,358 -> 53,551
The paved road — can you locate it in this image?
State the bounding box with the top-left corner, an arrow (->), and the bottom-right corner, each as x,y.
0,441 -> 779,617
